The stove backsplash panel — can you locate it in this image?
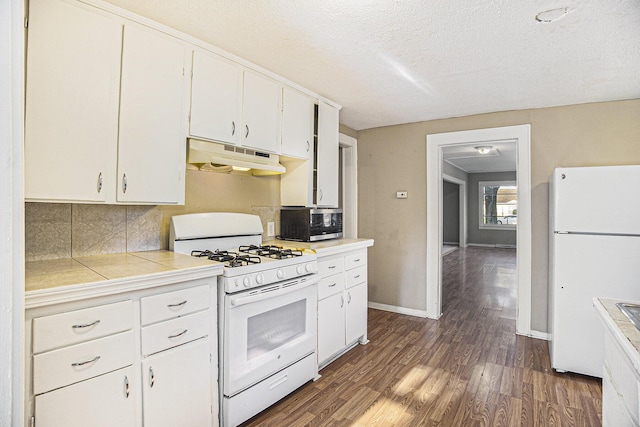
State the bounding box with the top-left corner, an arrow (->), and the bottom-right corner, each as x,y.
25,203 -> 162,261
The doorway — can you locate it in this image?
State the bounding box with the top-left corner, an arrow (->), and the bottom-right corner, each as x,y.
426,125 -> 532,336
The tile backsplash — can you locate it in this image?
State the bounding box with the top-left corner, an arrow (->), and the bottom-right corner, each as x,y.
25,203 -> 163,261
25,202 -> 278,261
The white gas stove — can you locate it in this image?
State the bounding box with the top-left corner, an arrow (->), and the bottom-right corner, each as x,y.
170,212 -> 318,427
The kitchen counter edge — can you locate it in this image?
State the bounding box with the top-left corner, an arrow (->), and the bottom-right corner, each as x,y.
270,238 -> 374,257
594,297 -> 640,375
25,250 -> 223,310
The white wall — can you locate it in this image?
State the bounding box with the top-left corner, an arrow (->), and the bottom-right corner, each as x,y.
1,0 -> 24,425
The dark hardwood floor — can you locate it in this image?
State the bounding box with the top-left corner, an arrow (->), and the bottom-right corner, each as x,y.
241,247 -> 602,426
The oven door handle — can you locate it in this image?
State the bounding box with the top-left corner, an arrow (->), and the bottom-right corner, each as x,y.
229,279 -> 317,307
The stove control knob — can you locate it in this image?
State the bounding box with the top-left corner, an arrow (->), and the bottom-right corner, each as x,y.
256,273 -> 264,284
305,263 -> 314,273
243,276 -> 251,287
296,265 -> 304,275
277,269 -> 285,280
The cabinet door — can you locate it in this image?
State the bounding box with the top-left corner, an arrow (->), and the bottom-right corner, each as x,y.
35,366 -> 135,427
25,0 -> 122,202
142,338 -> 212,427
346,283 -> 368,345
316,101 -> 339,207
317,293 -> 346,364
190,50 -> 243,145
242,71 -> 282,153
117,24 -> 188,204
281,88 -> 314,159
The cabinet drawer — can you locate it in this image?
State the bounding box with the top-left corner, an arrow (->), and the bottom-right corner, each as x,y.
319,256 -> 344,277
141,309 -> 210,356
345,250 -> 367,270
32,300 -> 133,354
346,266 -> 367,289
318,272 -> 345,300
140,284 -> 210,326
33,331 -> 134,395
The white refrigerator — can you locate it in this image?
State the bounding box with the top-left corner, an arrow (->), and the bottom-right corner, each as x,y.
549,165 -> 640,378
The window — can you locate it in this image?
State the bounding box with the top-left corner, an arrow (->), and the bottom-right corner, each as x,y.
479,181 -> 517,229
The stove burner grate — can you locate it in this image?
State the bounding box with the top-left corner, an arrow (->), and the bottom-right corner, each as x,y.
239,244 -> 303,260
191,249 -> 261,267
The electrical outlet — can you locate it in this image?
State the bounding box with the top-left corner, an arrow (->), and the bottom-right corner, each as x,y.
396,191 -> 408,199
267,222 -> 275,237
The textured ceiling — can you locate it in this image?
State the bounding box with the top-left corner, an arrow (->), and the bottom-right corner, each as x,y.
103,0 -> 640,131
443,141 -> 517,173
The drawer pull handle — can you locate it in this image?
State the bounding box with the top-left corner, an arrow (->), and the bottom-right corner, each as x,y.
124,375 -> 130,398
168,329 -> 188,339
328,283 -> 337,288
71,355 -> 101,367
269,374 -> 288,389
72,319 -> 101,329
149,367 -> 155,388
354,274 -> 361,279
167,300 -> 187,308
328,265 -> 336,269
354,259 -> 361,262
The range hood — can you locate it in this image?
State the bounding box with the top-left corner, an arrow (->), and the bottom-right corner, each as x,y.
187,138 -> 286,175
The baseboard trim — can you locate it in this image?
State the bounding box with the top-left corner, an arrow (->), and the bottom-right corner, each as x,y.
368,302 -> 429,318
517,329 -> 551,340
468,243 -> 517,249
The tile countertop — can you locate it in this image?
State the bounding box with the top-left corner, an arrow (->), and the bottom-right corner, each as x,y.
594,297 -> 640,375
269,238 -> 374,257
25,250 -> 223,309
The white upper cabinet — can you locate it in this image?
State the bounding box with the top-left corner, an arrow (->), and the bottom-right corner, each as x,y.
25,0 -> 122,202
281,87 -> 314,159
117,25 -> 189,204
189,50 -> 243,145
25,0 -> 189,205
189,54 -> 282,154
316,101 -> 340,207
241,70 -> 282,153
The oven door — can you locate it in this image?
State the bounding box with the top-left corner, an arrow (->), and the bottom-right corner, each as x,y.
222,277 -> 318,397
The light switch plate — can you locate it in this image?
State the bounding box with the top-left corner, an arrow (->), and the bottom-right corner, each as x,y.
396,191 -> 408,199
267,222 -> 275,237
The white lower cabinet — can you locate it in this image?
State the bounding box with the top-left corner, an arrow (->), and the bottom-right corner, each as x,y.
317,249 -> 368,368
602,328 -> 639,426
142,338 -> 212,427
35,365 -> 136,427
27,277 -> 218,427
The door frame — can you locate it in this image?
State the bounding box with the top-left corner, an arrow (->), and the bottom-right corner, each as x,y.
426,125 -> 532,336
442,174 -> 467,248
339,133 -> 358,238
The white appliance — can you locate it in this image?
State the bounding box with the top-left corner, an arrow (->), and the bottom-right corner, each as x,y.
549,165 -> 640,377
170,213 -> 318,426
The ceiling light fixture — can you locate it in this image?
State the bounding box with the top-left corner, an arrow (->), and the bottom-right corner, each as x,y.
535,7 -> 569,23
475,146 -> 492,155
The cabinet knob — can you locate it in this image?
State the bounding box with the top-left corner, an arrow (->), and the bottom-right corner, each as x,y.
97,172 -> 103,193
124,375 -> 130,398
71,355 -> 101,367
149,367 -> 155,388
72,319 -> 101,329
122,174 -> 128,193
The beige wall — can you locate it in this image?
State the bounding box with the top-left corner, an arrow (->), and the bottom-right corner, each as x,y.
357,99 -> 640,332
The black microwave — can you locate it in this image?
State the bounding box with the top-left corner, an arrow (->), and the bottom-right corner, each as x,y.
279,208 -> 343,242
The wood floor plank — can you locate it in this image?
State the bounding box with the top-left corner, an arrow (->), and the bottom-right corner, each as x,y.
240,247 -> 601,427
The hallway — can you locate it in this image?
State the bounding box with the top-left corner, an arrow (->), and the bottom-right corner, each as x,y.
241,247 -> 602,426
